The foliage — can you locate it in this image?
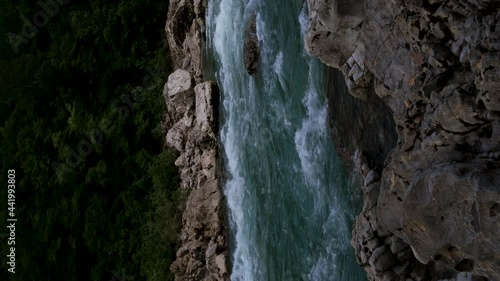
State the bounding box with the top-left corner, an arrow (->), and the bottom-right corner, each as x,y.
0,0 -> 182,280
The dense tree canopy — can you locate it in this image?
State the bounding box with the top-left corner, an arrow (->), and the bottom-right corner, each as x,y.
0,0 -> 183,280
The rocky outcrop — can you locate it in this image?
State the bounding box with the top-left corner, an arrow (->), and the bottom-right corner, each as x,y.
164,70 -> 229,281
164,0 -> 228,280
243,14 -> 260,75
307,0 -> 500,280
165,0 -> 206,83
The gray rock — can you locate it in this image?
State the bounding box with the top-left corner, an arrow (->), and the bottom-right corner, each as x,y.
243,15 -> 260,75
205,240 -> 217,258
195,81 -> 219,135
165,69 -> 195,121
166,69 -> 193,99
166,117 -> 189,152
215,253 -> 228,275
305,0 -> 365,69
364,170 -> 380,186
369,245 -> 396,272
386,236 -> 409,255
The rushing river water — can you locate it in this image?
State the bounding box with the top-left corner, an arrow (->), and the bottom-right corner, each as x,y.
204,0 -> 367,280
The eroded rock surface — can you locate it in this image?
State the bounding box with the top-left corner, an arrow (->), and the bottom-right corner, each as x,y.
307,0 -> 500,280
164,70 -> 228,281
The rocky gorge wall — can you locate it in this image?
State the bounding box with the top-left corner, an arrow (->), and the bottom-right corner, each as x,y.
306,0 -> 500,280
164,0 -> 229,280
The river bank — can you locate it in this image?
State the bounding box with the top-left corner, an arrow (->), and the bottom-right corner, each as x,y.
164,0 -> 229,280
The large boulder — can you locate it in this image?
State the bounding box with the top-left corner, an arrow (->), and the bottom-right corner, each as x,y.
164,69 -> 195,118
243,14 -> 260,75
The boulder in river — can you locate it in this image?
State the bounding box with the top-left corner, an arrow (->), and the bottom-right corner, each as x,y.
243,14 -> 260,75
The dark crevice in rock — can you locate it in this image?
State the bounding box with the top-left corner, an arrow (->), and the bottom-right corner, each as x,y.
455,259 -> 474,272
471,201 -> 481,233
422,0 -> 442,14
489,203 -> 500,217
326,67 -> 398,171
173,6 -> 195,45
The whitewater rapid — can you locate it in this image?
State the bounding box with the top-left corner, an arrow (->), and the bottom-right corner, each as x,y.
205,0 -> 366,280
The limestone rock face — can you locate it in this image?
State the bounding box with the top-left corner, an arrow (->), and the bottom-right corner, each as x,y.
243,15 -> 260,75
307,0 -> 500,280
164,70 -> 228,281
165,69 -> 195,121
392,162 -> 500,270
195,81 -> 219,134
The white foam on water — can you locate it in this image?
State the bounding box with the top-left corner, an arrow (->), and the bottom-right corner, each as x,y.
209,0 -> 365,280
294,3 -> 328,189
213,0 -> 260,280
295,4 -> 351,279
294,59 -> 328,188
299,2 -> 310,54
273,51 -> 284,74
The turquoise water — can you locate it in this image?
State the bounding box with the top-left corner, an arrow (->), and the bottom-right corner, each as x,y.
205,0 -> 366,280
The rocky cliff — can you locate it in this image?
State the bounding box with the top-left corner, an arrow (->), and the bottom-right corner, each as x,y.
306,0 -> 500,280
164,1 -> 229,280
165,70 -> 228,281
165,0 -> 206,83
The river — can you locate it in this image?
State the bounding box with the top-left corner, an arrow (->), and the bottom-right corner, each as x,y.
204,0 -> 367,280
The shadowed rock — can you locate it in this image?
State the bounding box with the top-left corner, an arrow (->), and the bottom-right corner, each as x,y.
165,0 -> 205,83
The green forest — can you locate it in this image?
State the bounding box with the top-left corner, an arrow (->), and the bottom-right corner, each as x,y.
0,0 -> 184,280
